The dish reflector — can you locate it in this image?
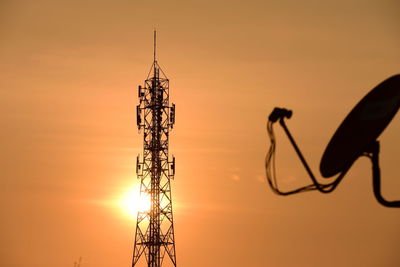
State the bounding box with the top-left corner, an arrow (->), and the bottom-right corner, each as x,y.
320,74 -> 400,178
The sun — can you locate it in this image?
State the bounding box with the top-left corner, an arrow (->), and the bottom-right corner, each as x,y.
119,186 -> 151,219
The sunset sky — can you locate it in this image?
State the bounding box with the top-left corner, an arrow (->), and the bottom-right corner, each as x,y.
1,0 -> 400,267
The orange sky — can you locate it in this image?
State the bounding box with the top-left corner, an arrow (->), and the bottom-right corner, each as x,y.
1,1 -> 400,267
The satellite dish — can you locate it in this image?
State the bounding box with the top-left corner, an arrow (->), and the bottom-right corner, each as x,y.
320,74 -> 400,178
265,74 -> 400,207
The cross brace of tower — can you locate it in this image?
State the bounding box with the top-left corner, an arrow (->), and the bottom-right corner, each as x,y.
132,32 -> 177,267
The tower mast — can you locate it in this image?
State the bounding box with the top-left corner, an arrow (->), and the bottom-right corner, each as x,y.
133,31 -> 177,267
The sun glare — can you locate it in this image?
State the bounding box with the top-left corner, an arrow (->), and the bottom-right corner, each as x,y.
119,186 -> 151,219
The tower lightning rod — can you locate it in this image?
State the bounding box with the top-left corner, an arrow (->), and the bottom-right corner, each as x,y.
154,30 -> 156,62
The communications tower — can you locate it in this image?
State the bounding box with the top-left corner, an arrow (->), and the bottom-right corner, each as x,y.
132,32 -> 177,267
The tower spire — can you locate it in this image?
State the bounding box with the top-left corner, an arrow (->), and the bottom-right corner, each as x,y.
153,30 -> 156,62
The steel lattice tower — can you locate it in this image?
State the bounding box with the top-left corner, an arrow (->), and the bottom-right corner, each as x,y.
132,32 -> 177,267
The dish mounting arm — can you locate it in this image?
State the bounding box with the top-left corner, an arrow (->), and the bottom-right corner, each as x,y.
365,141 -> 400,208
266,107 -> 350,196
278,116 -> 347,193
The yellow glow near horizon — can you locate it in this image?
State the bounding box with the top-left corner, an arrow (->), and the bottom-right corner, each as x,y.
119,186 -> 151,219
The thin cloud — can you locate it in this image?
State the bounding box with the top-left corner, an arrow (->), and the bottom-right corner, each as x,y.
256,174 -> 265,183
231,174 -> 240,181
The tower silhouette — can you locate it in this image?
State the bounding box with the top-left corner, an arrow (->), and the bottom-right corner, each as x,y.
132,31 -> 177,267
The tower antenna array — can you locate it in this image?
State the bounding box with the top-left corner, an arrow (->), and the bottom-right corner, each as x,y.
132,31 -> 177,267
